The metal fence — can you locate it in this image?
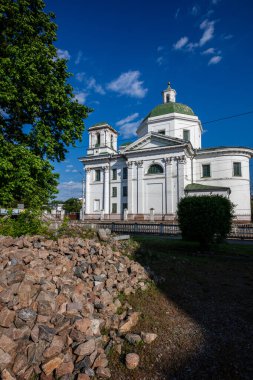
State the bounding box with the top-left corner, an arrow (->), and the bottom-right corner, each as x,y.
92,222 -> 253,239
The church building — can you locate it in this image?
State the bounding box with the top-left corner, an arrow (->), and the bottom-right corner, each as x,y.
79,83 -> 253,222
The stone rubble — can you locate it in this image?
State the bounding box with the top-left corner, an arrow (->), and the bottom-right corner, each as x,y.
0,234 -> 156,379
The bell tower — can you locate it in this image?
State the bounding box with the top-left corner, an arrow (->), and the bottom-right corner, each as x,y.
162,81 -> 176,103
87,122 -> 118,156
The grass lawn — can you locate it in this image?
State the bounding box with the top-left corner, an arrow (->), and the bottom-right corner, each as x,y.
109,237 -> 253,380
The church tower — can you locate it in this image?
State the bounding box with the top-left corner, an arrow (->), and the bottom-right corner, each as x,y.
162,82 -> 177,103
87,122 -> 118,156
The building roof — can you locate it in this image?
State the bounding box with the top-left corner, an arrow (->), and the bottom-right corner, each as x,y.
185,183 -> 230,192
143,102 -> 195,121
88,122 -> 118,134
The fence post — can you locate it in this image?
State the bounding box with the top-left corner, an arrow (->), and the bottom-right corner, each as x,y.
111,222 -> 115,233
159,223 -> 164,235
134,223 -> 138,233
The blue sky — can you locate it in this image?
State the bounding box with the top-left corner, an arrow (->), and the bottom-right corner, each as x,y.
46,0 -> 253,200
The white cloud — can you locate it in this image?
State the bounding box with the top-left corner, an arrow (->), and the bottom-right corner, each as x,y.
116,113 -> 139,127
57,181 -> 83,200
173,36 -> 189,50
212,0 -> 220,4
86,77 -> 105,95
107,71 -> 148,99
175,8 -> 180,19
186,42 -> 199,52
156,56 -> 164,66
75,50 -> 83,65
191,5 -> 199,16
157,46 -> 164,52
57,49 -> 71,60
74,91 -> 87,104
76,73 -> 105,95
119,120 -> 142,139
223,34 -> 233,40
199,19 -> 215,46
208,55 -> 222,65
66,165 -> 74,168
59,181 -> 82,189
202,47 -> 215,55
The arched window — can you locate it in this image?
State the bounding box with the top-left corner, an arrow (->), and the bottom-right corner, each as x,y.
147,164 -> 164,175
96,133 -> 100,147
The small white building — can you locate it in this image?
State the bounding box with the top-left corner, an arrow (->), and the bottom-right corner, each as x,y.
80,83 -> 253,222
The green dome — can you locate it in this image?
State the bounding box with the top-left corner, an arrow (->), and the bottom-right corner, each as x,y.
144,102 -> 195,120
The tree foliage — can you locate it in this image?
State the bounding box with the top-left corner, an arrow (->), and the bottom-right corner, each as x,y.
63,198 -> 82,213
0,0 -> 91,207
0,0 -> 91,162
0,136 -> 58,208
177,195 -> 234,249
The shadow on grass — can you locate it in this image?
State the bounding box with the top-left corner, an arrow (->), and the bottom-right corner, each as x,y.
111,237 -> 253,380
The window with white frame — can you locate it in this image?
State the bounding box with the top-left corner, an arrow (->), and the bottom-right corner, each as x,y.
202,164 -> 211,178
95,169 -> 101,181
233,162 -> 242,176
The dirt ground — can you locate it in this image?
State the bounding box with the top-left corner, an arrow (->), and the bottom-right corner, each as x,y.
109,238 -> 253,380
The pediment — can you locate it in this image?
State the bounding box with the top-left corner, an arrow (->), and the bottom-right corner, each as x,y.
123,133 -> 184,152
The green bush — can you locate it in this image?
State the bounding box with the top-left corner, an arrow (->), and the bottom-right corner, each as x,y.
0,210 -> 48,237
177,195 -> 234,249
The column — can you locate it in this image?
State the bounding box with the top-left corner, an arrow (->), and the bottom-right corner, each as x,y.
103,166 -> 109,215
136,161 -> 144,214
178,156 -> 186,200
164,157 -> 173,214
85,168 -> 91,214
127,161 -> 134,214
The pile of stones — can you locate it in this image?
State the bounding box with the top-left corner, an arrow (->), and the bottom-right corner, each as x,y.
0,233 -> 153,379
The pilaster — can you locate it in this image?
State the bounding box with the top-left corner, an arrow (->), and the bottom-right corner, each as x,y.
85,168 -> 91,214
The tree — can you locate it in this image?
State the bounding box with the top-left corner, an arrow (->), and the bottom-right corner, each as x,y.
63,198 -> 82,213
0,0 -> 91,162
0,0 -> 91,207
177,195 -> 234,249
0,136 -> 58,208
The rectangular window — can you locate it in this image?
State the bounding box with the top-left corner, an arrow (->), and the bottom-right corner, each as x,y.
123,203 -> 128,210
112,203 -> 117,213
112,187 -> 117,197
123,186 -> 128,197
202,164 -> 211,177
123,167 -> 128,179
95,169 -> 101,181
158,130 -> 165,135
112,168 -> 117,180
183,130 -> 190,141
93,199 -> 100,212
233,162 -> 242,176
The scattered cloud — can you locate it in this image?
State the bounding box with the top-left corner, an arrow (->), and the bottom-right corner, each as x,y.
66,165 -> 74,168
156,56 -> 165,66
157,46 -> 164,52
191,5 -> 199,16
212,0 -> 220,4
208,55 -> 222,65
173,36 -> 189,50
76,73 -> 105,95
58,181 -> 83,200
223,34 -> 233,40
116,113 -> 141,138
116,113 -> 139,127
73,91 -> 87,104
201,47 -> 216,55
57,49 -> 70,60
174,8 -> 180,19
75,50 -> 83,65
199,19 -> 215,46
107,71 -> 148,99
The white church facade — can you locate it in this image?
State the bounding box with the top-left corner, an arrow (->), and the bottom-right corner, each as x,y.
80,83 -> 253,222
